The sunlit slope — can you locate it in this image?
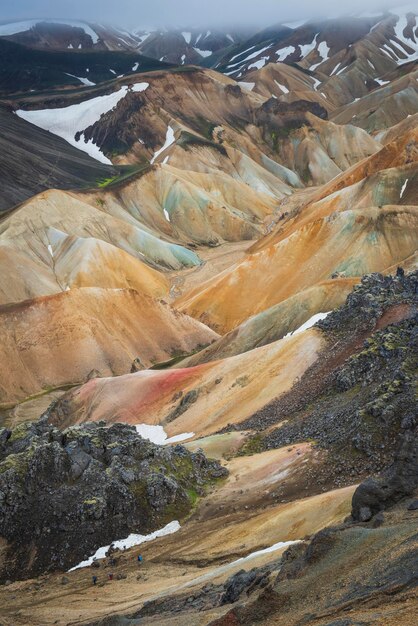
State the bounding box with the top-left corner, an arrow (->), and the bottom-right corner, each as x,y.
179,278 -> 357,365
176,206 -> 417,332
0,189 -> 202,300
0,287 -> 218,405
49,329 -> 324,437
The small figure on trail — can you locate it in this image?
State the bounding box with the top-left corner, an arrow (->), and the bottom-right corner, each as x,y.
92,575 -> 97,585
137,555 -> 143,564
108,572 -> 114,581
396,266 -> 405,278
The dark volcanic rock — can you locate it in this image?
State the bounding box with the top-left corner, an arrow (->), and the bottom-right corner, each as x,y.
239,271 -> 417,489
352,425 -> 418,520
0,419 -> 227,581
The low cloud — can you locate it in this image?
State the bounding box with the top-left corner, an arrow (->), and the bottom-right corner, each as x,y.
1,0 -> 411,29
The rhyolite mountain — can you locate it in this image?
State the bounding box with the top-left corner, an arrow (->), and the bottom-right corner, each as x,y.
0,5 -> 417,626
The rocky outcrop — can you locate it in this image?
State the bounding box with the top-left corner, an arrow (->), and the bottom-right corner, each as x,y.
0,420 -> 227,581
242,271 -> 417,487
317,271 -> 418,336
352,425 -> 418,521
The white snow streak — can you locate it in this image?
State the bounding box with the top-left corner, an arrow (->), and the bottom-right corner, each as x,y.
65,73 -> 96,87
150,125 -> 175,164
400,179 -> 409,198
194,48 -> 212,57
68,521 -> 181,571
274,80 -> 289,94
229,540 -> 301,567
330,62 -> 342,76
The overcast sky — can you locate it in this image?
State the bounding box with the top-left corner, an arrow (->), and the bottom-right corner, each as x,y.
0,0 -> 413,29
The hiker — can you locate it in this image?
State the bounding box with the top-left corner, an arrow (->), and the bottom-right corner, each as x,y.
108,572 -> 114,581
137,555 -> 143,564
92,575 -> 97,585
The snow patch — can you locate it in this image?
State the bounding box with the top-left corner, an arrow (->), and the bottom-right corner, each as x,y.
163,208 -> 171,221
194,48 -> 212,58
231,540 -> 300,565
135,424 -> 194,445
65,73 -> 96,87
285,312 -> 331,338
150,125 -> 175,164
330,62 -> 342,76
310,40 -> 330,71
238,81 -> 255,91
230,44 -> 273,69
229,45 -> 257,63
400,178 -> 409,198
299,34 -> 319,59
275,45 -> 296,62
248,57 -> 269,70
274,80 -> 289,94
68,521 -> 181,571
131,82 -> 149,92
182,31 -> 191,44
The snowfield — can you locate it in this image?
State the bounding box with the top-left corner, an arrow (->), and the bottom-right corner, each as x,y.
16,83 -> 149,164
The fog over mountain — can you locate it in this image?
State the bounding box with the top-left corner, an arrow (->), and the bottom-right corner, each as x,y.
1,0 -> 414,28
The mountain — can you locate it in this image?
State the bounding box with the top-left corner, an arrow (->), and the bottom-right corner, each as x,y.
0,37 -> 172,95
133,27 -> 248,65
0,7 -> 416,626
0,19 -> 141,51
0,19 -> 248,65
